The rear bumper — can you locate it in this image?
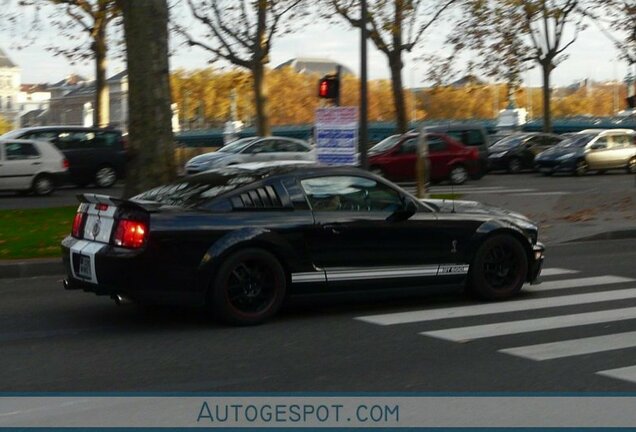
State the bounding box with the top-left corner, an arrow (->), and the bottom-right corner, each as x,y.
61,236 -> 205,306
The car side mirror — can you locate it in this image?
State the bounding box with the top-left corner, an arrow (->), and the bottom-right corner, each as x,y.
386,199 -> 417,223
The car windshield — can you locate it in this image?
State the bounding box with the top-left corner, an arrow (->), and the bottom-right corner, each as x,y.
218,137 -> 258,153
557,133 -> 595,148
369,135 -> 401,154
491,136 -> 525,149
132,169 -> 260,208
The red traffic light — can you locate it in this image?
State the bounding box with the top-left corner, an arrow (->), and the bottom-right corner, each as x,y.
318,75 -> 339,99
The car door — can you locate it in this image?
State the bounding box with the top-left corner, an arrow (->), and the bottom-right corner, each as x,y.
586,136 -> 611,169
606,134 -> 632,168
427,134 -> 451,181
299,174 -> 455,292
0,142 -> 41,190
53,131 -> 95,183
388,136 -> 417,180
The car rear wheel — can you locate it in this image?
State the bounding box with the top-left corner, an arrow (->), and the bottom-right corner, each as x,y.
468,234 -> 528,300
575,160 -> 588,176
449,165 -> 468,185
94,165 -> 117,188
31,174 -> 54,196
507,158 -> 522,174
627,157 -> 636,174
209,248 -> 286,325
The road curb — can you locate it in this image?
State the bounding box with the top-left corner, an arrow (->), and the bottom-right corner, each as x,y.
0,258 -> 64,279
565,228 -> 636,243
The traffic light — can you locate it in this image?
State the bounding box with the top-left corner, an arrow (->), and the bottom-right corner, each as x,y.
318,74 -> 339,100
627,95 -> 636,109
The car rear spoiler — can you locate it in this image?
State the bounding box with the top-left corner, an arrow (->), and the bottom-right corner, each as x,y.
76,193 -> 163,212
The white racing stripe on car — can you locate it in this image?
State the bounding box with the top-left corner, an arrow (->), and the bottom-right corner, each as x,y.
499,331 -> 636,361
69,240 -> 105,284
355,287 -> 636,326
421,306 -> 636,342
292,264 -> 469,284
526,276 -> 635,292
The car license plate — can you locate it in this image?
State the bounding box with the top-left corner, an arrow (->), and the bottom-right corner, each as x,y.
78,255 -> 92,279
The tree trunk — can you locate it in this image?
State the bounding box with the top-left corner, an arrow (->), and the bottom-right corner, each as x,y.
389,53 -> 407,134
93,25 -> 109,128
119,0 -> 176,198
541,62 -> 553,133
253,0 -> 270,136
252,62 -> 270,136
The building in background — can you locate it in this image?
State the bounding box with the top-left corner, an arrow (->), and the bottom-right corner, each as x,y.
275,58 -> 354,76
18,84 -> 51,127
0,47 -> 21,128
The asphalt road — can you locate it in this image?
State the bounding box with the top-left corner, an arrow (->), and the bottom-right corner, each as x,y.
2,238 -> 636,392
1,171 -> 635,210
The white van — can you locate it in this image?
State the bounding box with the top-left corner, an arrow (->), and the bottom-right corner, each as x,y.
0,139 -> 69,195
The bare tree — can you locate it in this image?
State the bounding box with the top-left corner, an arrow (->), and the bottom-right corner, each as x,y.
587,0 -> 635,64
117,0 -> 175,197
176,0 -> 305,136
329,0 -> 455,134
447,0 -> 589,132
1,0 -> 121,127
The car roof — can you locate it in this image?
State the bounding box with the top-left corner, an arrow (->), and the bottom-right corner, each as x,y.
184,162 -> 367,183
4,126 -> 123,136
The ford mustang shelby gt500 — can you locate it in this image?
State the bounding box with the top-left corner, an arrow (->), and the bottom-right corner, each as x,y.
62,164 -> 544,325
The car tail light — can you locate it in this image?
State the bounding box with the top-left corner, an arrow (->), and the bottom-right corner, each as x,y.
62,159 -> 70,169
470,148 -> 480,160
113,219 -> 148,249
72,211 -> 86,238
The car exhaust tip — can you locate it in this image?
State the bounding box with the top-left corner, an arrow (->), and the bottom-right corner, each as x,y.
112,294 -> 131,306
63,279 -> 69,290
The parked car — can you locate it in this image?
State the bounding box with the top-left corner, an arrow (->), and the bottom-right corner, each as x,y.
61,162 -> 544,325
1,126 -> 126,188
423,124 -> 491,178
368,132 -> 481,184
488,133 -> 564,173
184,136 -> 314,174
0,139 -> 68,195
535,129 -> 636,176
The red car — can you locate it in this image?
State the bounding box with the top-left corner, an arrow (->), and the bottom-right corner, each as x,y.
368,132 -> 481,184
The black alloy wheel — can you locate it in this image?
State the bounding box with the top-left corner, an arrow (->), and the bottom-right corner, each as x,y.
468,234 -> 528,300
627,157 -> 636,174
210,248 -> 286,325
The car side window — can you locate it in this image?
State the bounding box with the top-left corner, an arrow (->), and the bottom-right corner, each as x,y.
273,140 -> 302,152
611,135 -> 629,148
427,136 -> 446,152
301,176 -> 404,212
5,142 -> 40,160
593,137 -> 609,149
400,138 -> 417,154
56,131 -> 93,150
24,131 -> 57,142
245,141 -> 275,154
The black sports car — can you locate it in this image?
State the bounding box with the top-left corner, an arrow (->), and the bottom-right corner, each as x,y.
62,163 -> 544,325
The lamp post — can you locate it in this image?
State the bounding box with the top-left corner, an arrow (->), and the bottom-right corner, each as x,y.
359,0 -> 368,170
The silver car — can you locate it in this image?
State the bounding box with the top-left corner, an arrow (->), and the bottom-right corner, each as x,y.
184,136 -> 315,174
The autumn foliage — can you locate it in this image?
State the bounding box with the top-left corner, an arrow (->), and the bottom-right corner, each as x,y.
170,67 -> 629,128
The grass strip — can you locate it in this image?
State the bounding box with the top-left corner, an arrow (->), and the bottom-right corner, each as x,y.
0,206 -> 76,260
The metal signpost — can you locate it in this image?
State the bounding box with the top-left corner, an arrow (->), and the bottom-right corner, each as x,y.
314,107 -> 359,166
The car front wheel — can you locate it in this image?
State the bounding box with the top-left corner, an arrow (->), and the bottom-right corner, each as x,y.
468,234 -> 528,300
209,248 -> 287,325
627,157 -> 636,174
575,160 -> 588,176
31,174 -> 54,196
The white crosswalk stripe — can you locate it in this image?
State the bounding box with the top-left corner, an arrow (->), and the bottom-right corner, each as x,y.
421,306 -> 636,342
526,276 -> 634,292
354,267 -> 636,385
500,331 -> 636,360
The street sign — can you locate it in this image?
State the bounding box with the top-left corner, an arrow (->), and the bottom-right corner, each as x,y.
314,107 -> 358,166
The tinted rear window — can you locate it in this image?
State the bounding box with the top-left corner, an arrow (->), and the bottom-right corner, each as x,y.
56,131 -> 122,150
132,170 -> 262,208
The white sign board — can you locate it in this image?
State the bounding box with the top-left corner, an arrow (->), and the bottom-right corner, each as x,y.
314,107 -> 358,166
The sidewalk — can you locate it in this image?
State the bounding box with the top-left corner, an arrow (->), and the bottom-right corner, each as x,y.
467,190 -> 636,244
